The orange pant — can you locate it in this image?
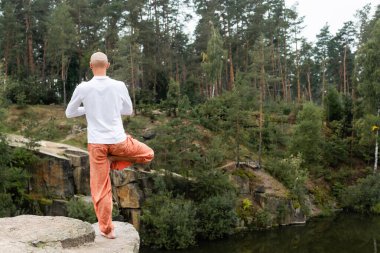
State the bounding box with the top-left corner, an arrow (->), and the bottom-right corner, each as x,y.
88,135 -> 154,234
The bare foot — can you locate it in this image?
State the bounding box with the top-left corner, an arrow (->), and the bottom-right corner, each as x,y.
100,230 -> 116,239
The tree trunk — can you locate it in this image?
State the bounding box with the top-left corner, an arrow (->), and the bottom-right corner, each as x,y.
130,44 -> 136,115
258,44 -> 265,167
42,39 -> 47,81
294,28 -> 301,103
343,44 -> 347,95
61,53 -> 67,106
25,1 -> 35,75
228,45 -> 234,90
278,45 -> 286,100
374,108 -> 380,173
322,61 -> 326,107
374,238 -> 378,253
3,41 -> 10,82
307,70 -> 313,102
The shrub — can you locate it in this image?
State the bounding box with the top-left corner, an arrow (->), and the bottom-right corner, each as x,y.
67,198 -> 97,223
197,193 -> 237,240
340,174 -> 380,213
190,170 -> 235,201
0,193 -> 16,217
290,103 -> 323,165
141,192 -> 197,250
252,208 -> 272,229
67,197 -> 120,224
266,154 -> 307,190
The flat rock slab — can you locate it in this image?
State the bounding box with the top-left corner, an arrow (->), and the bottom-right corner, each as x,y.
0,216 -> 139,253
71,222 -> 140,253
0,215 -> 94,251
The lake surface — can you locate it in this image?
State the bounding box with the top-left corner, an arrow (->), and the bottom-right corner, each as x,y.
140,213 -> 380,253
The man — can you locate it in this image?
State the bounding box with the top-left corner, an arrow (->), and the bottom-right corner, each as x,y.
66,52 -> 154,239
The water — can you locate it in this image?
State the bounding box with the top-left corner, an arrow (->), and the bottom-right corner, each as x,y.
140,213 -> 380,253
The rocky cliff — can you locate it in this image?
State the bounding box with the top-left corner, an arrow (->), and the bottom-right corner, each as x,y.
6,134 -> 146,228
6,134 -> 317,232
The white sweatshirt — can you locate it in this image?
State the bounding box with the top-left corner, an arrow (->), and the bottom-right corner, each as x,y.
65,76 -> 133,144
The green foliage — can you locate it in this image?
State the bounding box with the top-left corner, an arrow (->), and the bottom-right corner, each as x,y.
178,95 -> 191,117
4,78 -> 59,105
191,170 -> 235,201
141,192 -> 197,250
149,119 -> 202,175
67,198 -> 97,224
67,197 -> 119,224
323,121 -> 349,167
290,103 -> 323,165
202,24 -> 226,90
252,208 -> 273,229
0,136 -> 35,217
352,115 -> 377,162
324,86 -> 343,122
357,20 -> 380,113
237,198 -> 254,224
197,193 -> 237,240
0,193 -> 16,217
232,168 -> 256,181
163,79 -> 180,117
266,154 -> 310,214
341,174 -> 380,213
266,154 -> 308,190
197,96 -> 227,131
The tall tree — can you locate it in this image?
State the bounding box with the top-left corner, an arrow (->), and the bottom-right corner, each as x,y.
314,25 -> 332,105
202,24 -> 226,98
356,20 -> 380,172
46,2 -> 77,105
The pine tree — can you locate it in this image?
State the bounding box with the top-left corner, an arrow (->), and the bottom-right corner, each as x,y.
46,2 -> 77,105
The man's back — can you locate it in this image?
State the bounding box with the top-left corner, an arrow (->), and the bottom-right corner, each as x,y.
65,76 -> 133,144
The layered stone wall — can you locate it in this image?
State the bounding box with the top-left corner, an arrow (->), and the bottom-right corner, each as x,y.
6,134 -> 145,228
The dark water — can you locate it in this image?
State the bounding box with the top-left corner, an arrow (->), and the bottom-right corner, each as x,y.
140,213 -> 380,253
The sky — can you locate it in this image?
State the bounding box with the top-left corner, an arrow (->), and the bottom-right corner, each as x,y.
285,0 -> 379,42
183,0 -> 379,43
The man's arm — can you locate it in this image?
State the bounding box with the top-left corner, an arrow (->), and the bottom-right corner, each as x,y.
120,83 -> 133,115
65,86 -> 85,118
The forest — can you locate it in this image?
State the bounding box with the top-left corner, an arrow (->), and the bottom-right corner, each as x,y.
0,0 -> 380,250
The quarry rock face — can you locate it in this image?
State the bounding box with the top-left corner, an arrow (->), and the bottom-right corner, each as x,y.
230,164 -> 309,226
6,134 -> 145,228
0,215 -> 139,253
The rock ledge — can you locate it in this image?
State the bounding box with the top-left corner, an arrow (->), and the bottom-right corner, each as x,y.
0,215 -> 139,253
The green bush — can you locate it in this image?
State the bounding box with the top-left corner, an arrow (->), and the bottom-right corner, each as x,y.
252,208 -> 272,229
0,193 -> 16,217
266,154 -> 307,190
66,197 -> 120,224
0,136 -> 33,217
340,174 -> 380,213
197,193 -> 237,240
290,103 -> 323,165
67,198 -> 98,223
191,170 -> 235,201
141,192 -> 197,250
4,77 -> 59,105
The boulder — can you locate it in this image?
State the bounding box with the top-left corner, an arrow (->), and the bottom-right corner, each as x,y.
142,129 -> 156,140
